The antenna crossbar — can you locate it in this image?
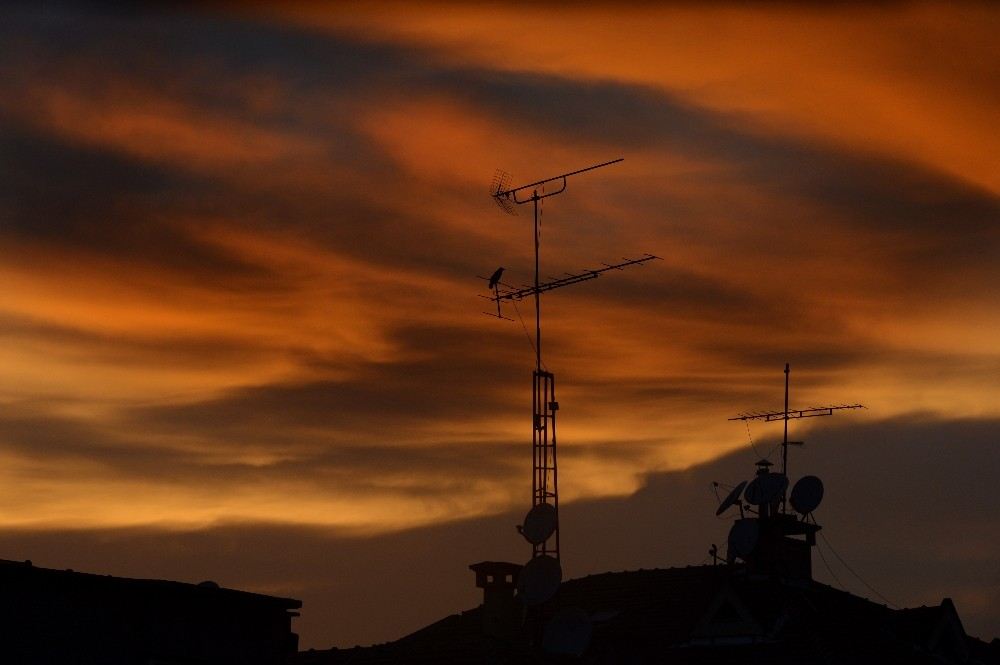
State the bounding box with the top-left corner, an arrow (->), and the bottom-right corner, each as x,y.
729,404 -> 864,422
492,158 -> 623,205
729,364 -> 863,514
491,255 -> 659,303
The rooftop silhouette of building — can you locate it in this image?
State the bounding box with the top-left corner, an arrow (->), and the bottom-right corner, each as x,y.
296,453 -> 1000,664
0,558 -> 301,664
296,562 -> 999,664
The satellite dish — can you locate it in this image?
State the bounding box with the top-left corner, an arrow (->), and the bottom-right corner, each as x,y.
521,503 -> 558,545
790,475 -> 824,515
517,555 -> 562,606
744,472 -> 788,505
728,518 -> 759,560
542,606 -> 592,656
715,480 -> 748,516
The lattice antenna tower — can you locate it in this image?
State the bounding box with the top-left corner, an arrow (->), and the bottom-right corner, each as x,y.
482,158 -> 659,564
729,363 -> 864,513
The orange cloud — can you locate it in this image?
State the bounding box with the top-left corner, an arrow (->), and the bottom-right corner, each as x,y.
0,3 -> 997,538
256,1 -> 999,194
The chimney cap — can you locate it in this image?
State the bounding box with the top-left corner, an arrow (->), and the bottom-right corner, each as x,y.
469,561 -> 523,575
469,561 -> 522,589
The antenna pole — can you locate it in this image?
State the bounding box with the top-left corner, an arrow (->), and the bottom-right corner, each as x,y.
783,363 -> 790,512
534,192 -> 541,372
783,363 -> 790,475
484,158 -> 651,565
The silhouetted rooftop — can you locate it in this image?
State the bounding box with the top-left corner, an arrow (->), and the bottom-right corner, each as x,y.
0,558 -> 301,610
297,564 -> 999,664
0,558 -> 301,665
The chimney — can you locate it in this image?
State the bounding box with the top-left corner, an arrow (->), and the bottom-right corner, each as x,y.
469,561 -> 523,638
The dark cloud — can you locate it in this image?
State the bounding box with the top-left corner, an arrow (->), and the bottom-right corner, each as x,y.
0,399 -> 658,504
558,263 -> 773,321
430,66 -> 999,259
0,4 -> 992,403
0,406 -> 527,494
0,313 -> 275,369
0,125 -> 279,282
692,341 -> 1000,380
127,323 -> 529,440
4,4 -> 997,295
1,416 -> 996,648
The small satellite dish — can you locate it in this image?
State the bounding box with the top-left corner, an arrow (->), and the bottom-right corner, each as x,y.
728,518 -> 759,560
542,606 -> 592,656
715,480 -> 748,516
521,503 -> 558,545
744,472 -> 788,505
790,475 -> 824,515
517,555 -> 562,606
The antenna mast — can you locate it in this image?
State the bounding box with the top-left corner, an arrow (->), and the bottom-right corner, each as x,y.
485,158 -> 657,564
729,363 -> 863,512
492,158 -> 623,373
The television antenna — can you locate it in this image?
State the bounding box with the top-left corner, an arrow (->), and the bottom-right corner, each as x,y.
483,158 -> 659,563
729,363 -> 863,512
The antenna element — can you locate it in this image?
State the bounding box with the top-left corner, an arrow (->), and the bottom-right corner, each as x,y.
729,363 -> 862,509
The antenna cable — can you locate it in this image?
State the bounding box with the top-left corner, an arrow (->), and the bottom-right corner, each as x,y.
816,539 -> 847,591
819,531 -> 898,608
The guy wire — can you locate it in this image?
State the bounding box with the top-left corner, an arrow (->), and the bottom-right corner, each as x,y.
816,540 -> 847,592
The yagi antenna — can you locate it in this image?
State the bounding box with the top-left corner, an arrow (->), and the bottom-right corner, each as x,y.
729,363 -> 863,512
491,158 -> 623,210
480,157 -> 658,566
491,170 -> 516,215
485,158 -> 629,373
483,255 -> 660,306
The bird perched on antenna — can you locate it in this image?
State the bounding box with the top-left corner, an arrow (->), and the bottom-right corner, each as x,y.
488,266 -> 505,290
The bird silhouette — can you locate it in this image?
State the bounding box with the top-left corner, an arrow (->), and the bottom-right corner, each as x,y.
488,267 -> 505,290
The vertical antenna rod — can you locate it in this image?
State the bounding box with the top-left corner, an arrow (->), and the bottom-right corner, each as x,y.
783,363 -> 790,478
487,158 -> 634,564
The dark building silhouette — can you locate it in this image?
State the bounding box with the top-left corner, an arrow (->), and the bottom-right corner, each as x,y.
296,457 -> 999,664
0,558 -> 300,664
297,563 -> 998,664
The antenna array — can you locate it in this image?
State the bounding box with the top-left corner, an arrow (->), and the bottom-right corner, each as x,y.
728,364 -> 863,509
714,364 -> 865,573
484,255 -> 659,308
481,158 -> 657,568
491,170 -> 516,215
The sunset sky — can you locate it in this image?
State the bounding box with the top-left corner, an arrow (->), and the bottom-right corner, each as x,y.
1,1 -> 998,649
